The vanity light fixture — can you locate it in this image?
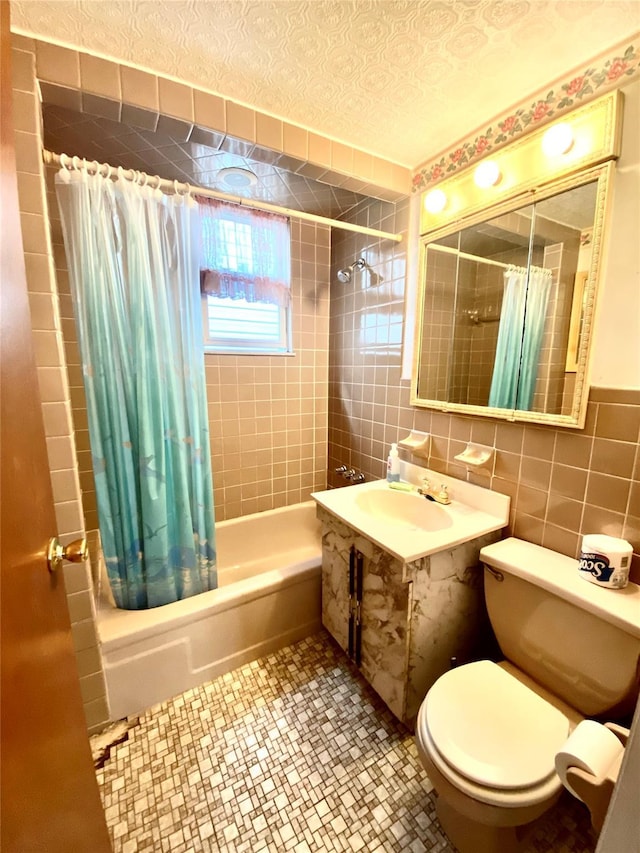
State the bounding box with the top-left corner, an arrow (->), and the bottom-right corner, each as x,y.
541,122 -> 574,157
474,160 -> 501,188
418,92 -> 620,237
424,188 -> 447,214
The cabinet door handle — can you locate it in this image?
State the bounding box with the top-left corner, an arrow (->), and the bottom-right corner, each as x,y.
355,603 -> 362,666
355,551 -> 363,666
348,546 -> 355,659
349,545 -> 355,597
348,612 -> 355,660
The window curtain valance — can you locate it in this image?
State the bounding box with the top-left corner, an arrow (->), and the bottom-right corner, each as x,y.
197,197 -> 291,307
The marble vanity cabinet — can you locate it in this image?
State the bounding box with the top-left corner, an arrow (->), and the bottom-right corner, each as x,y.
317,506 -> 501,726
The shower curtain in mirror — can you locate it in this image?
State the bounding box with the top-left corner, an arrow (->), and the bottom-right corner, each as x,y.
56,169 -> 217,610
488,265 -> 552,410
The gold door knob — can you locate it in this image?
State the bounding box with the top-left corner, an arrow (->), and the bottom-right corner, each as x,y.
47,537 -> 88,573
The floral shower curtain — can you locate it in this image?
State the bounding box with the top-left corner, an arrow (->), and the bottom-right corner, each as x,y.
56,169 -> 217,610
488,265 -> 552,410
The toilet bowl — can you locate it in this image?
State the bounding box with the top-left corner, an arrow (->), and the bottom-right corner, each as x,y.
418,661 -> 570,807
415,661 -> 583,853
414,538 -> 640,853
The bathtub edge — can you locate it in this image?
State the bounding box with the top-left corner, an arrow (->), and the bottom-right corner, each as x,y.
98,556 -> 321,652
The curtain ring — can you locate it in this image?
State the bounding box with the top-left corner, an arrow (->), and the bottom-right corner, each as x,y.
173,179 -> 181,196
153,175 -> 162,190
90,160 -> 99,176
102,162 -> 111,179
72,155 -> 82,171
57,153 -> 72,183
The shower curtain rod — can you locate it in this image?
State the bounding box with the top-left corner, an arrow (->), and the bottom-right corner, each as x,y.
43,150 -> 403,244
426,242 -> 511,270
427,243 -> 551,275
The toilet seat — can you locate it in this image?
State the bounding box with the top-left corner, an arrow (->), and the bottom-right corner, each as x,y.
416,661 -> 571,808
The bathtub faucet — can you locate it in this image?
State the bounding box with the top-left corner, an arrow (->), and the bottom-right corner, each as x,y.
335,465 -> 365,484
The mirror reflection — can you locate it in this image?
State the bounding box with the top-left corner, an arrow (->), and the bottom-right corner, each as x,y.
415,175 -> 601,422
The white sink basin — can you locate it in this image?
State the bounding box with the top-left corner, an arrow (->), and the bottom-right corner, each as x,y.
354,489 -> 453,531
312,468 -> 510,564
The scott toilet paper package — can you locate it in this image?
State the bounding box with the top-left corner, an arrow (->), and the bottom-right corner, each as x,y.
578,534 -> 632,589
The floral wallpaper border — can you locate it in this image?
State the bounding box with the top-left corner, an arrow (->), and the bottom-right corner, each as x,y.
412,40 -> 640,192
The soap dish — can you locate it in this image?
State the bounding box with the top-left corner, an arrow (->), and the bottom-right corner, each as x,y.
454,442 -> 494,470
398,430 -> 430,459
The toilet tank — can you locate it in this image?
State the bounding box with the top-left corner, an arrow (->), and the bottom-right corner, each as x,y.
480,538 -> 640,717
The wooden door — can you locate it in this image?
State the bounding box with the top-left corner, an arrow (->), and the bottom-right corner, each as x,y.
0,4 -> 112,850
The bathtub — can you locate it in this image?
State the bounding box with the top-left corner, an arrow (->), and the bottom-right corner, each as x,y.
97,501 -> 322,719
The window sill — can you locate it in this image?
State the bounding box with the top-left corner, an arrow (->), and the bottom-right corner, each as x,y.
204,348 -> 296,357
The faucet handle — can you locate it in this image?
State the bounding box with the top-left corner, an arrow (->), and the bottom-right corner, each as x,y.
417,477 -> 430,496
438,484 -> 450,504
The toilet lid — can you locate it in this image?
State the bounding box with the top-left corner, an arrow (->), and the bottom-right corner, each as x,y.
425,661 -> 570,790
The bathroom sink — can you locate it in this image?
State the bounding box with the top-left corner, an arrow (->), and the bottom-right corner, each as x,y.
354,489 -> 453,531
312,465 -> 510,564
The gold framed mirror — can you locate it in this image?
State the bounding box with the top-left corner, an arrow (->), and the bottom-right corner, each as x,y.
412,164 -> 613,428
411,92 -> 623,430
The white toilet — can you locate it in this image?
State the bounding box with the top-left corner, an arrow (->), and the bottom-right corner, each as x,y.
415,537 -> 640,853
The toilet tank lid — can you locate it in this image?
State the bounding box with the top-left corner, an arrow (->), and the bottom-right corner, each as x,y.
480,538 -> 640,639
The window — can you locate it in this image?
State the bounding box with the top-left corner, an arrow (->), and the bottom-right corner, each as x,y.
203,297 -> 288,351
198,198 -> 292,354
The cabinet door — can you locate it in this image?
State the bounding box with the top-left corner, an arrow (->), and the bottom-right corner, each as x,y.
320,529 -> 351,653
319,512 -> 411,722
358,547 -> 410,721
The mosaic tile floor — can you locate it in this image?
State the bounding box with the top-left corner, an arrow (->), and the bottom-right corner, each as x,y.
95,631 -> 596,852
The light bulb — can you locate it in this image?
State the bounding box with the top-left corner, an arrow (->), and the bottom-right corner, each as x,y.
542,123 -> 574,157
424,188 -> 447,214
474,160 -> 501,188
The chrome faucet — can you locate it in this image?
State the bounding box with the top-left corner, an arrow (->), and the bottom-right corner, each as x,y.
335,465 -> 365,484
417,478 -> 451,505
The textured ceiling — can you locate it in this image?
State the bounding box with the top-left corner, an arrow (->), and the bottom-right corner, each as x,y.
12,1 -> 640,167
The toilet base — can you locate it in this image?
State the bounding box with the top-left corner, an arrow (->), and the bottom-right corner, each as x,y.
436,796 -> 521,853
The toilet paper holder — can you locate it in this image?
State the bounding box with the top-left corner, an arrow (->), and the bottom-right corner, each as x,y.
560,721 -> 630,834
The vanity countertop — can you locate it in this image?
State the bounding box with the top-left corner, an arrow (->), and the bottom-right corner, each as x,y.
312,463 -> 509,564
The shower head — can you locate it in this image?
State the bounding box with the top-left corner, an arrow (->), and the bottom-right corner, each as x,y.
337,257 -> 366,283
